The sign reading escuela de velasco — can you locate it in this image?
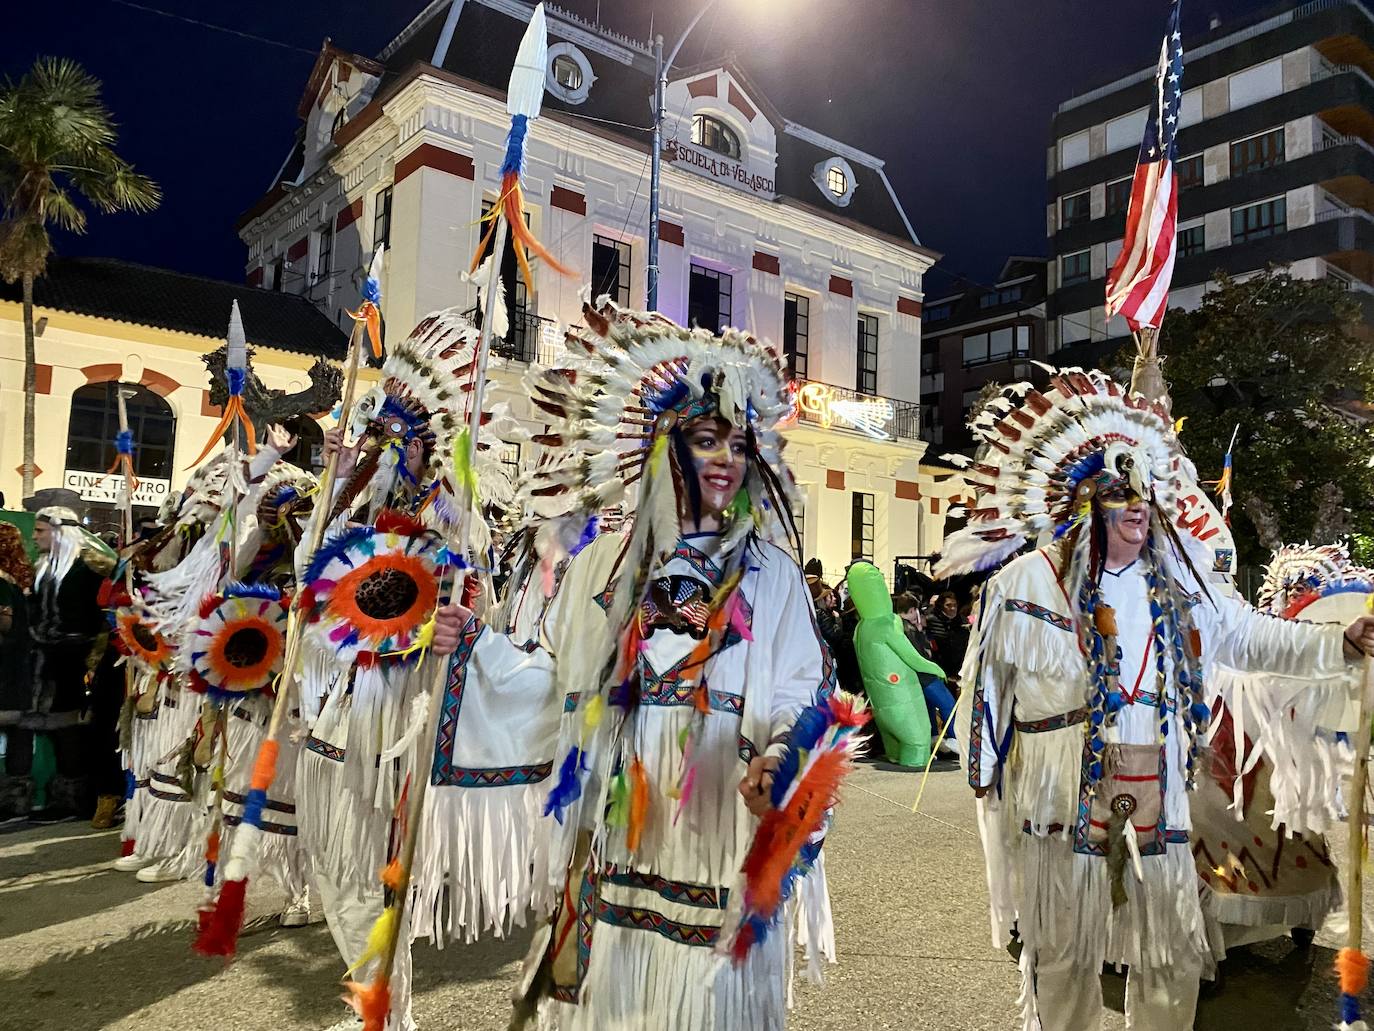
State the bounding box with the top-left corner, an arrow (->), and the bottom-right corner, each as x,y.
664,139 -> 775,198
63,469 -> 172,509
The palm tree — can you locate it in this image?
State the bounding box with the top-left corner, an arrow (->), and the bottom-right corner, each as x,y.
0,57 -> 160,498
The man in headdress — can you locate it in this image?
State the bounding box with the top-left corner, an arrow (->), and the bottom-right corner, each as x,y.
19,506 -> 115,820
942,368 -> 1374,1030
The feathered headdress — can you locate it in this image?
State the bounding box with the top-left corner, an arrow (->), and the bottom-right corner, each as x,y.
1257,541 -> 1374,617
514,302 -> 798,580
338,308 -> 503,533
936,365 -> 1195,578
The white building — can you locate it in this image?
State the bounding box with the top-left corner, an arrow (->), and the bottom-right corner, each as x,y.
237,0 -> 944,583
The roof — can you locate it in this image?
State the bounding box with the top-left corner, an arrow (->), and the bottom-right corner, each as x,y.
0,258 -> 349,359
257,0 -> 928,253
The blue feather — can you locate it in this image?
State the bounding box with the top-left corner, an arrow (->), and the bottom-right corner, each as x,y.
570,516 -> 599,558
543,746 -> 586,824
500,114 -> 529,177
304,526 -> 374,582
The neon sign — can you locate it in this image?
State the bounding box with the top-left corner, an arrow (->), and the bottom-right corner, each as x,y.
792,381 -> 895,440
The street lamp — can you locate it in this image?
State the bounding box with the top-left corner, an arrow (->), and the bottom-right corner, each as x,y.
647,0 -> 721,314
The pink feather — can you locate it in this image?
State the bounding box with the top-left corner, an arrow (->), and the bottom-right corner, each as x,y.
727,592 -> 753,642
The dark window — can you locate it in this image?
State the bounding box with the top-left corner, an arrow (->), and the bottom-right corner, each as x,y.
1230,128 -> 1284,178
1178,222 -> 1205,258
66,382 -> 176,481
1061,250 -> 1091,285
1231,197 -> 1286,243
1060,191 -> 1091,228
687,264 -> 731,333
920,403 -> 942,443
856,313 -> 879,395
691,114 -> 741,159
1106,177 -> 1133,216
783,291 -> 809,378
979,285 -> 1023,309
922,303 -> 952,323
280,416 -> 325,471
373,186 -> 393,251
1175,153 -> 1204,191
851,492 -> 874,562
963,326 -> 1030,366
271,256 -> 284,293
316,223 -> 333,284
591,234 -> 631,307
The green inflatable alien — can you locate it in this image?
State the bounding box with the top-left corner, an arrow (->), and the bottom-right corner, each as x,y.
846,561 -> 947,767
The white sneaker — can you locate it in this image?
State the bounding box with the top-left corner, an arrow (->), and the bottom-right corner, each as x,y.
280,888 -> 311,927
113,852 -> 155,872
936,739 -> 959,759
136,857 -> 191,883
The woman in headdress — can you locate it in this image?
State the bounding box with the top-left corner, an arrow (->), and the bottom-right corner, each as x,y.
431,306 -> 839,1029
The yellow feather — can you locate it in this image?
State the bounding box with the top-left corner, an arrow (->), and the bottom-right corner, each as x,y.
343,905 -> 399,978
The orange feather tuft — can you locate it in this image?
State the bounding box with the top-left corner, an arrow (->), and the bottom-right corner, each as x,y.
627,756 -> 650,853
379,856 -> 405,894
342,977 -> 391,1031
249,739 -> 280,792
1338,947 -> 1370,995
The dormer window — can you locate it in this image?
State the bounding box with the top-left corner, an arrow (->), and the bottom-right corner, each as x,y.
826,165 -> 848,197
552,54 -> 582,91
546,42 -> 594,105
692,114 -> 741,160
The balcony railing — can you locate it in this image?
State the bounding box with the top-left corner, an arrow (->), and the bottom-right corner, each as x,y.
790,378 -> 920,443
460,306 -> 562,365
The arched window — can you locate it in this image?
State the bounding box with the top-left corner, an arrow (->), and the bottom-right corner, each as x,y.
66,382 -> 176,480
280,415 -> 325,472
691,114 -> 741,159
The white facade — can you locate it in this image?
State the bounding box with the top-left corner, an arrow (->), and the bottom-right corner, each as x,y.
238,8 -> 941,584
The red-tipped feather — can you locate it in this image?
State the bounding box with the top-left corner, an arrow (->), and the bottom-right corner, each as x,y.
825,692 -> 871,729
375,510 -> 428,537
194,877 -> 248,958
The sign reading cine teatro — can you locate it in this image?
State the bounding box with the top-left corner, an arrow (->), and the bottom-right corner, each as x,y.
664,139 -> 775,197
63,470 -> 172,509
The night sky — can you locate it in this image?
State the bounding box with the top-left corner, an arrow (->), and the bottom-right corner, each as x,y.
7,0 -> 1277,292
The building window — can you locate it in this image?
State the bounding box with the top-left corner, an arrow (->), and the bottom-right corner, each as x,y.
1061,249 -> 1091,286
66,382 -> 177,483
372,186 -> 393,251
1060,190 -> 1091,228
856,313 -> 879,395
1230,127 -> 1285,178
826,165 -> 848,197
783,291 -> 809,378
1231,197 -> 1286,243
851,492 -> 874,562
546,42 -> 594,104
920,349 -> 943,395
591,234 -> 631,307
962,326 -> 1030,367
480,199 -> 531,358
1106,177 -> 1133,217
1176,153 -> 1204,191
1060,129 -> 1090,170
979,285 -> 1022,309
691,114 -> 741,160
552,54 -> 582,91
921,403 -> 943,445
960,386 -> 983,421
315,222 -> 333,284
271,256 -> 284,293
922,302 -> 952,322
688,264 -> 731,333
1178,220 -> 1205,258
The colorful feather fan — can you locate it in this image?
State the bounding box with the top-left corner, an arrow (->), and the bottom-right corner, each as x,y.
725,691 -> 868,963
189,301 -> 257,468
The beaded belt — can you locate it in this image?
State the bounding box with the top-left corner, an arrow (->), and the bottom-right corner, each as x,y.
1013,707 -> 1089,733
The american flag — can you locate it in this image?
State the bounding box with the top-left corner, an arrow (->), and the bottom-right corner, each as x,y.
1104,0 -> 1184,331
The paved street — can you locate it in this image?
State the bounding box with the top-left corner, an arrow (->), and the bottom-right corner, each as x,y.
0,760 -> 1363,1030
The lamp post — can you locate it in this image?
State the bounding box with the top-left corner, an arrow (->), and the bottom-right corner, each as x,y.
647,0 -> 721,313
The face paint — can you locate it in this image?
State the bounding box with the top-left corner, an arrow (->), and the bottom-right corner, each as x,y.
682,419 -> 747,523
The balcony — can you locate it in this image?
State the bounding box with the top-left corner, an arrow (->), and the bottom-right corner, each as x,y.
460,306 -> 562,365
790,378 -> 920,443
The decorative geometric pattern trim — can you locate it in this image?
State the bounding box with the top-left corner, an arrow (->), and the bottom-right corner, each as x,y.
602,864 -> 729,910
1014,707 -> 1090,734
1004,598 -> 1074,632
595,899 -> 720,947
223,812 -> 297,836
639,681 -> 744,714
223,789 -> 295,814
430,619 -> 485,785
306,735 -> 345,763
671,538 -> 724,587
738,735 -> 758,762
1072,739 -> 1169,858
1023,819 -> 1189,844
436,762 -> 554,788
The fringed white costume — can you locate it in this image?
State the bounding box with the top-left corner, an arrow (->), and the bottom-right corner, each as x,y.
439,306 -> 838,1030
943,368 -> 1355,1030
1195,543 -> 1371,951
